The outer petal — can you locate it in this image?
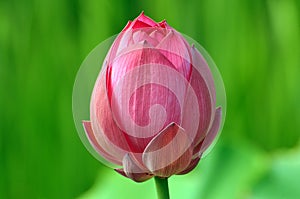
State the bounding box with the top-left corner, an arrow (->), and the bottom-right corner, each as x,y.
108,52 -> 198,152
114,168 -> 127,177
116,153 -> 153,182
90,67 -> 130,161
192,107 -> 222,156
184,64 -> 213,148
199,107 -> 222,154
192,139 -> 204,157
122,21 -> 132,32
82,121 -> 122,165
142,123 -> 193,177
191,45 -> 216,105
105,21 -> 133,65
177,156 -> 201,175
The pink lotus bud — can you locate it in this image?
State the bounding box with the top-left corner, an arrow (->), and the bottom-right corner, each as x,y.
81,12 -> 224,182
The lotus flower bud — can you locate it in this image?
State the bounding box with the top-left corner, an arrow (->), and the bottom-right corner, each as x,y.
82,12 -> 224,182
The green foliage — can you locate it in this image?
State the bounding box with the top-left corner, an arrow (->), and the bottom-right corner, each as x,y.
0,0 -> 299,198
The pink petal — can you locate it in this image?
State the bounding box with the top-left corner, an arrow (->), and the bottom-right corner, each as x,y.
105,13 -> 158,63
82,121 -> 122,165
183,62 -> 213,148
108,50 -> 197,152
191,45 -> 216,105
199,107 -> 222,154
120,153 -> 153,182
177,156 -> 201,175
114,168 -> 127,177
107,41 -> 176,95
131,20 -> 153,29
192,139 -> 204,156
114,30 -> 134,58
149,29 -> 165,44
142,123 -> 193,177
156,30 -> 192,80
90,68 -> 131,160
122,21 -> 132,31
131,11 -> 158,28
96,57 -> 173,156
104,30 -> 131,66
158,20 -> 172,29
132,30 -> 159,46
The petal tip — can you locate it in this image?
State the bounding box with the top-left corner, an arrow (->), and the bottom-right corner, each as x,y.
114,168 -> 127,177
142,123 -> 193,177
122,153 -> 153,182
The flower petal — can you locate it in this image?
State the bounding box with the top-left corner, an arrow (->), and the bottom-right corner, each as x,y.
106,42 -> 181,145
156,30 -> 192,80
192,139 -> 204,157
105,21 -> 134,65
199,107 -> 222,154
158,20 -> 172,29
114,168 -> 127,177
132,30 -> 159,46
192,107 -> 222,156
108,54 -> 196,152
130,12 -> 158,29
142,123 -> 193,177
82,121 -> 122,165
108,41 -> 176,95
149,29 -> 165,44
191,45 -> 216,105
184,62 -> 213,148
122,21 -> 132,31
90,68 -> 131,160
177,156 -> 201,175
106,13 -> 159,64
121,153 -> 153,182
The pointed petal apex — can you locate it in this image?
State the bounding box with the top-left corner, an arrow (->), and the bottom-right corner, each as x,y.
137,12 -> 157,26
122,21 -> 132,31
142,123 -> 193,177
130,12 -> 158,29
114,168 -> 127,177
159,20 -> 171,29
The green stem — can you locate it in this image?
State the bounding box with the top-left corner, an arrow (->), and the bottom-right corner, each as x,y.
154,176 -> 170,199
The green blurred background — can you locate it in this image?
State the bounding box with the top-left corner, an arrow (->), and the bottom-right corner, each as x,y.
1,0 -> 300,198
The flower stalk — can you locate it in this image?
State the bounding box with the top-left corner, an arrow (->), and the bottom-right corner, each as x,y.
154,177 -> 170,199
